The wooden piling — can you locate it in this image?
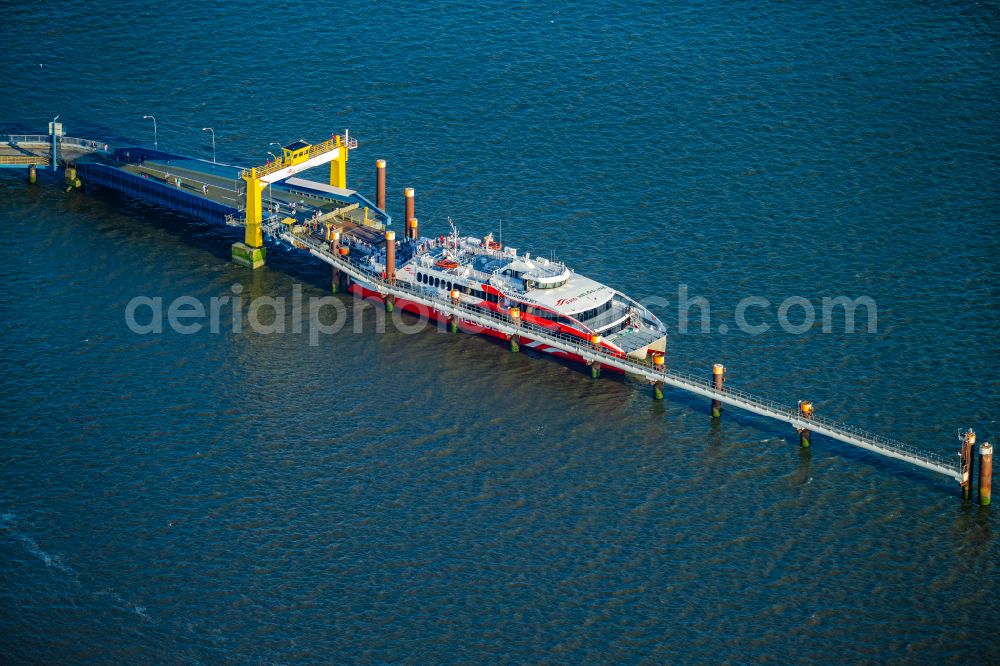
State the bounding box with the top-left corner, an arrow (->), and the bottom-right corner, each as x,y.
384,230 -> 396,312
337,246 -> 351,291
450,289 -> 460,333
652,355 -> 665,399
376,159 -> 386,210
590,334 -> 602,379
509,307 -> 521,352
980,441 -> 993,507
798,401 -> 814,448
711,363 -> 725,418
28,164 -> 37,184
403,188 -> 414,238
329,230 -> 341,293
960,429 -> 976,501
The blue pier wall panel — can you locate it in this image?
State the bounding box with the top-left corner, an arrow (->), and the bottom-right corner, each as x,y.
78,163 -> 238,223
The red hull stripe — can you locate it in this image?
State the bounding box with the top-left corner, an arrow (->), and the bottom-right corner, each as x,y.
348,284 -> 625,374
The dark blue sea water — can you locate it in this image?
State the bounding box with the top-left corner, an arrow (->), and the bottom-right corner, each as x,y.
1,2 -> 998,662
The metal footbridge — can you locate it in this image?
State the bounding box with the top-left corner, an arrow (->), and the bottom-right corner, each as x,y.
272,222 -> 961,482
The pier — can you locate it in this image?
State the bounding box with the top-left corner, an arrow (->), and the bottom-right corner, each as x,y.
4,123 -> 991,501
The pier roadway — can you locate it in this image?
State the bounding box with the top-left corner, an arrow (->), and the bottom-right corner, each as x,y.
116,158 -> 354,220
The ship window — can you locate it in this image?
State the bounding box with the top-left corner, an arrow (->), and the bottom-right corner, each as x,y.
533,279 -> 567,289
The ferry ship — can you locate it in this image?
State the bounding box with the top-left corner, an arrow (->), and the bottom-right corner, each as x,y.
341,223 -> 667,367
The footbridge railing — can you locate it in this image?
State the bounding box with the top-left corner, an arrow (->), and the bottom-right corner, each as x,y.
2,135 -> 111,153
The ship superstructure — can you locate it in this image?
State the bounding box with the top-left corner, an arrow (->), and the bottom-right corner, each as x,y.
344,224 -> 666,362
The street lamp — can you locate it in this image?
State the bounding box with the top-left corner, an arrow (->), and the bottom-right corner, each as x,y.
142,115 -> 157,149
202,127 -> 215,172
50,114 -> 60,170
266,151 -> 278,214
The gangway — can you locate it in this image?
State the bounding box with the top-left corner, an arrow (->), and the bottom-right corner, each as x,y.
274,222 -> 962,483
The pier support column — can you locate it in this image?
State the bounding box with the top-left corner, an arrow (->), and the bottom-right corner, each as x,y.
231,243 -> 266,270
711,363 -> 725,418
376,159 -> 386,211
403,188 -> 414,237
408,217 -> 419,241
509,307 -> 521,352
590,335 -> 602,379
28,164 -> 36,184
384,230 -> 396,312
980,441 -> 993,507
65,164 -> 80,191
337,246 -> 351,291
450,289 -> 460,333
652,355 -> 665,399
329,232 -> 341,293
798,401 -> 814,448
960,429 -> 977,501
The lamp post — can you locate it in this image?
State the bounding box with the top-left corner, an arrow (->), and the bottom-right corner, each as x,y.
50,114 -> 59,171
268,141 -> 282,164
266,150 -> 278,214
202,127 -> 215,171
142,115 -> 157,149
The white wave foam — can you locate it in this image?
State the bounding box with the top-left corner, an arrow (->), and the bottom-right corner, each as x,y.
0,510 -> 75,575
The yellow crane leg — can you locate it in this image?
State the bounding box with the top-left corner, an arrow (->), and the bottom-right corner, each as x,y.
233,172 -> 267,269
329,153 -> 347,189
244,182 -> 265,247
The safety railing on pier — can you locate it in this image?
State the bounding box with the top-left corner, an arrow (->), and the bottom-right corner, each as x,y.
0,155 -> 49,166
278,226 -> 960,482
2,134 -> 50,145
2,135 -> 110,153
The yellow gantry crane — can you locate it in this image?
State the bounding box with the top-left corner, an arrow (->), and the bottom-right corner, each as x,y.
233,131 -> 356,269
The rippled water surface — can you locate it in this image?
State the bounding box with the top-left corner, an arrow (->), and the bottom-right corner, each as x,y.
1,2 -> 998,663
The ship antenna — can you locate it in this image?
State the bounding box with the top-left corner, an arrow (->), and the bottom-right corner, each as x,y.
499,217 -> 502,248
